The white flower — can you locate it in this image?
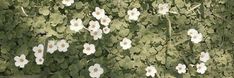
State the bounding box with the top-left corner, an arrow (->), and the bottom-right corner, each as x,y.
100,15 -> 111,26
69,18 -> 84,32
127,8 -> 140,21
187,29 -> 198,36
47,40 -> 57,54
88,21 -> 100,31
14,54 -> 29,68
196,63 -> 207,74
62,0 -> 74,6
102,26 -> 110,34
92,7 -> 105,20
83,43 -> 96,55
191,33 -> 203,43
88,63 -> 104,78
33,44 -> 44,58
158,3 -> 169,15
176,63 -> 186,74
120,38 -> 132,50
57,39 -> 69,52
200,52 -> 210,62
145,66 -> 157,77
35,57 -> 44,65
90,29 -> 102,40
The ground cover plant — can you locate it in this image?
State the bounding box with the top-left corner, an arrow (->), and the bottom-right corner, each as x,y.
0,0 -> 234,78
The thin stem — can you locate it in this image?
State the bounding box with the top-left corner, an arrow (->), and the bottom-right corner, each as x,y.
21,7 -> 28,16
165,15 -> 172,69
186,4 -> 201,14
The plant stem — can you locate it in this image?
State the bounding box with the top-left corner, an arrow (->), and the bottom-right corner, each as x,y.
21,7 -> 28,16
186,4 -> 201,14
165,15 -> 172,69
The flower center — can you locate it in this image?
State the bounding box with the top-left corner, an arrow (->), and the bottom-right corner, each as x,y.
86,47 -> 91,51
38,49 -> 42,53
131,12 -> 135,15
48,44 -> 53,48
201,55 -> 204,58
94,68 -> 98,72
39,58 -> 42,62
178,67 -> 182,70
61,44 -> 65,48
159,7 -> 164,11
123,42 -> 128,45
93,31 -> 98,35
20,59 -> 24,62
193,35 -> 197,39
102,19 -> 106,23
147,69 -> 151,72
74,23 -> 79,26
92,25 -> 96,28
96,11 -> 100,15
198,66 -> 202,69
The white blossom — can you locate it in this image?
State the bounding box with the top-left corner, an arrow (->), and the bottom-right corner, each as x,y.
158,3 -> 169,15
196,63 -> 207,74
191,33 -> 203,43
90,29 -> 103,40
57,39 -> 69,52
102,26 -> 110,34
62,0 -> 74,6
145,66 -> 157,77
200,52 -> 210,63
83,43 -> 96,55
47,40 -> 57,54
127,8 -> 140,21
88,63 -> 104,78
88,21 -> 100,31
100,15 -> 111,26
176,63 -> 186,74
120,38 -> 132,50
187,29 -> 198,36
70,18 -> 84,32
35,57 -> 44,65
33,44 -> 44,58
14,54 -> 29,68
92,7 -> 105,20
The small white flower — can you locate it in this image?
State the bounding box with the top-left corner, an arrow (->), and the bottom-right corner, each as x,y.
176,63 -> 186,74
200,52 -> 210,62
88,63 -> 104,78
90,29 -> 102,40
145,66 -> 157,77
83,43 -> 96,55
35,57 -> 44,65
33,44 -> 44,58
158,3 -> 169,15
14,54 -> 29,68
196,63 -> 207,74
57,39 -> 69,52
88,21 -> 100,31
92,7 -> 105,20
102,26 -> 110,34
70,18 -> 84,32
187,29 -> 198,36
100,15 -> 111,26
120,38 -> 132,50
127,8 -> 140,21
191,33 -> 203,43
47,40 -> 57,54
62,0 -> 74,6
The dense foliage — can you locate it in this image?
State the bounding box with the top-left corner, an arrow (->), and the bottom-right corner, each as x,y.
0,0 -> 233,78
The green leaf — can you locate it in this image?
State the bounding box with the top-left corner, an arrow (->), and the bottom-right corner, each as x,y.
39,6 -> 50,16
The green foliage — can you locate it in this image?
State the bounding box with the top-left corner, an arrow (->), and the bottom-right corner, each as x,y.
0,0 -> 233,78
